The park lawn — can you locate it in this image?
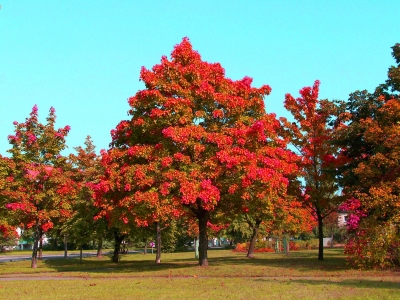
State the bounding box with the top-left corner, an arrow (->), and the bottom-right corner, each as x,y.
0,249 -> 399,299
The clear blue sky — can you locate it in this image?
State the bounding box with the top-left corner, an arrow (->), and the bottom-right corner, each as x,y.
1,0 -> 399,156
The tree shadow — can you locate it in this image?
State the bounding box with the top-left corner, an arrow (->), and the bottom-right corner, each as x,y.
40,249 -> 398,278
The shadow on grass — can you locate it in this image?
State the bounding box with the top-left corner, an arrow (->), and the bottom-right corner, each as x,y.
42,255 -> 197,274
40,248 -> 351,274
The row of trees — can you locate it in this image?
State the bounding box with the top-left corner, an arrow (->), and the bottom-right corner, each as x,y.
0,39 -> 399,269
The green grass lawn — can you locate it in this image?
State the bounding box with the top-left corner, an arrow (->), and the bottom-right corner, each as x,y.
0,249 -> 399,299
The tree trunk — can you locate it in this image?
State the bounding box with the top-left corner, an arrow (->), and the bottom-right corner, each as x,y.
31,221 -> 40,268
38,228 -> 43,260
80,244 -> 83,263
50,236 -> 57,250
112,230 -> 124,263
285,236 -> 290,256
247,219 -> 261,258
155,222 -> 162,264
96,237 -> 103,257
64,234 -> 68,258
194,237 -> 199,258
317,210 -> 324,261
197,208 -> 210,266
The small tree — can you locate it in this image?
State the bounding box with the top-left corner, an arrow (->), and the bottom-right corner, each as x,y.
64,136 -> 108,261
281,81 -> 343,261
1,106 -> 77,268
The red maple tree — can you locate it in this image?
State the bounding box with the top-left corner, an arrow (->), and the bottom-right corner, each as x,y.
281,81 -> 344,261
96,38 -> 298,266
1,106 -> 77,268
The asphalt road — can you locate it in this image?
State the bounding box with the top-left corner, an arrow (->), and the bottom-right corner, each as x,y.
0,252 -> 99,263
0,250 -> 149,263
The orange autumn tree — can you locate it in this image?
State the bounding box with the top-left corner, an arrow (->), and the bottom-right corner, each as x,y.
234,175 -> 315,258
335,44 -> 400,268
1,106 -> 77,268
281,81 -> 343,261
220,115 -> 300,258
96,38 -> 295,266
337,96 -> 400,268
267,176 -> 316,239
64,136 -> 108,260
94,144 -> 182,263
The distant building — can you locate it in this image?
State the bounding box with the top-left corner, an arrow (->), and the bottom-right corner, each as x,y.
337,211 -> 348,227
16,228 -> 48,250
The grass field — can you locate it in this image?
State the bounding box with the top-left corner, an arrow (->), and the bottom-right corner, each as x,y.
0,248 -> 399,299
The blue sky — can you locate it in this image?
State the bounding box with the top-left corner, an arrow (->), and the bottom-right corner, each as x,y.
1,0 -> 399,156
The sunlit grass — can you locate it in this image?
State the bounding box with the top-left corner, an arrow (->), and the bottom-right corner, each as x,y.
1,277 -> 400,300
0,249 -> 399,299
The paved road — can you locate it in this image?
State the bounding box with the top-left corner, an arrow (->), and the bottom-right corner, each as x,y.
0,250 -> 147,263
0,252 -> 99,263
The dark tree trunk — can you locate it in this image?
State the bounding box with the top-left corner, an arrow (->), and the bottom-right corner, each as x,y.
144,240 -> 147,255
38,228 -> 43,260
112,230 -> 124,263
96,237 -> 103,257
317,209 -> 324,261
197,208 -> 210,266
51,236 -> 57,250
247,219 -> 261,258
31,221 -> 40,268
64,234 -> 68,258
155,222 -> 161,264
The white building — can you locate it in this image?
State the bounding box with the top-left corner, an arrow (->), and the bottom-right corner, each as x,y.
337,211 -> 348,227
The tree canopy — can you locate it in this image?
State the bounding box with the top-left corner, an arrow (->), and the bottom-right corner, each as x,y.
1,40 -> 399,269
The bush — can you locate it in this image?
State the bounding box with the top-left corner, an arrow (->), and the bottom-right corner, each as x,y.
295,239 -> 319,250
233,239 -> 302,252
345,223 -> 400,269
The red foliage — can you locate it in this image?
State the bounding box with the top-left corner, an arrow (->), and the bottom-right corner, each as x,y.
1,106 -> 77,267
95,38 -> 302,266
282,81 -> 344,259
